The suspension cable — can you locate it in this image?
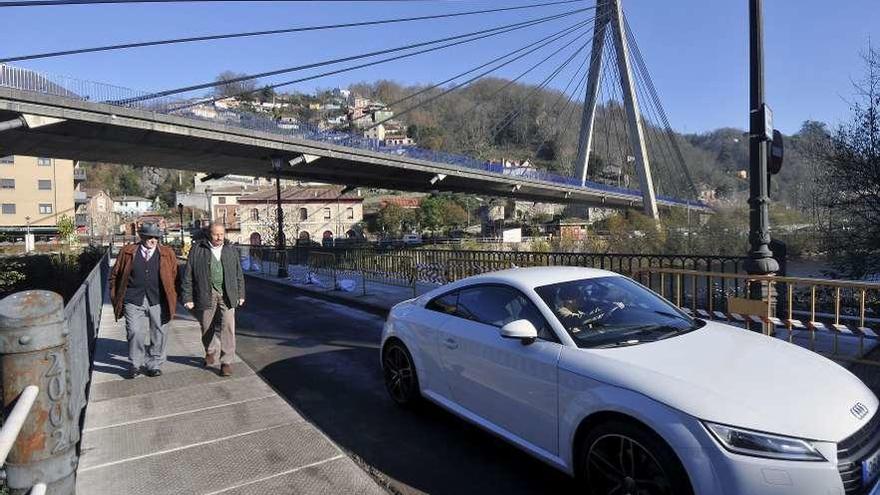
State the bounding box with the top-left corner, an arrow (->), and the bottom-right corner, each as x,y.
0,0 -> 591,63
118,6 -> 591,104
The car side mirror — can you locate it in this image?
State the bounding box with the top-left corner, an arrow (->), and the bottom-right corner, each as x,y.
500,319 -> 538,345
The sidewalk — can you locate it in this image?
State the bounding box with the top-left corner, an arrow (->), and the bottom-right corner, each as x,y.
245,266 -> 880,395
76,296 -> 387,495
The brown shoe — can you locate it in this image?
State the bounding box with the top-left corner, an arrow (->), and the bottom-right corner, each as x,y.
204,353 -> 216,367
220,364 -> 232,377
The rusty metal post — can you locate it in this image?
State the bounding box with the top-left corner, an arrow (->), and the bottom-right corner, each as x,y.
0,291 -> 76,495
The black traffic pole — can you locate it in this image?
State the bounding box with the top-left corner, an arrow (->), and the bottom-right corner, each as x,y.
745,0 -> 778,278
177,203 -> 184,249
745,0 -> 779,333
272,157 -> 289,278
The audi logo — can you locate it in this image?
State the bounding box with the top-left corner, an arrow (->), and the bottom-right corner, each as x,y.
851,402 -> 870,420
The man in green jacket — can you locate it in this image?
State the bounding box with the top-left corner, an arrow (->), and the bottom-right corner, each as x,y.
181,223 -> 246,377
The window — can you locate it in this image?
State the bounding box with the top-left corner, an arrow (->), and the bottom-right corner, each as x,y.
251,208 -> 259,221
346,207 -> 354,220
37,158 -> 51,166
0,179 -> 14,189
39,204 -> 53,214
323,208 -> 331,220
426,291 -> 458,315
456,285 -> 555,341
218,196 -> 226,204
38,180 -> 52,190
299,208 -> 308,221
0,156 -> 13,164
1,204 -> 15,214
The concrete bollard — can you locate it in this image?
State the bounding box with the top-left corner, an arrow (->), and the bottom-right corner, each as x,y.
0,291 -> 76,495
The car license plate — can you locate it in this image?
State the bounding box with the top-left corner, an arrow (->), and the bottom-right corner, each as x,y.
863,447 -> 880,486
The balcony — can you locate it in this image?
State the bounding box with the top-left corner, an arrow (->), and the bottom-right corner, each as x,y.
73,168 -> 86,183
74,191 -> 87,204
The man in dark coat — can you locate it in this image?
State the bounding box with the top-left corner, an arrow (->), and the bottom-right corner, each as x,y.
109,223 -> 179,378
181,223 -> 246,377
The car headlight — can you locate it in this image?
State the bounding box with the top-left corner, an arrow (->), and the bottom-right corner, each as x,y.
704,422 -> 826,461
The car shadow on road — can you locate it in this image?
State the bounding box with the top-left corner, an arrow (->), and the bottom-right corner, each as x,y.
242,338 -> 579,495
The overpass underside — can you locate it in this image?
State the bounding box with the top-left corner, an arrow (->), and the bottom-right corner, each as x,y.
0,88 -> 704,211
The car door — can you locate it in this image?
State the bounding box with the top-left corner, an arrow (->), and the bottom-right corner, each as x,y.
437,284 -> 562,455
407,290 -> 460,400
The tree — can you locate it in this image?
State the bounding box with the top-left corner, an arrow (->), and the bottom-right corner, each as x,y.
375,204 -> 415,236
57,214 -> 76,244
821,43 -> 880,276
214,71 -> 257,102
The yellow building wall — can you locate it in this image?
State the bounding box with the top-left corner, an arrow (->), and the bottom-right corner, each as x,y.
0,156 -> 75,228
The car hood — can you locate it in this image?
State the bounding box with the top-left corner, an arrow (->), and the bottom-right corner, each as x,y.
561,321 -> 878,442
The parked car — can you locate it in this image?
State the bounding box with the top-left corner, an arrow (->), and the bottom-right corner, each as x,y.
402,233 -> 422,246
380,266 -> 880,495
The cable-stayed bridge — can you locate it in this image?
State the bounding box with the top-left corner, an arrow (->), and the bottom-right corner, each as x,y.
0,0 -> 710,215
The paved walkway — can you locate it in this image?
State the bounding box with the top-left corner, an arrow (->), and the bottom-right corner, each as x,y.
76,296 -> 387,495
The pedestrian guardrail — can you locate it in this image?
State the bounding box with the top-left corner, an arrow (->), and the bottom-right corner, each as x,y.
355,255 -> 417,297
0,249 -> 109,494
444,258 -> 536,282
634,267 -> 880,365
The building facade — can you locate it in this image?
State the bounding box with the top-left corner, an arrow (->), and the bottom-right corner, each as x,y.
113,196 -> 153,216
75,189 -> 118,237
0,155 -> 81,234
238,186 -> 364,245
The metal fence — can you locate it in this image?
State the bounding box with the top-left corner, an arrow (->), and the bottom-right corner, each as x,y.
0,249 -> 109,494
243,244 -> 746,290
634,267 -> 880,365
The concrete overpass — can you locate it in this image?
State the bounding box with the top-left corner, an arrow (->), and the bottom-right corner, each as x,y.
0,86 -> 710,212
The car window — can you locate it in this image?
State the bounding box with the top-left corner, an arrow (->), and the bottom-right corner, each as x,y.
535,276 -> 702,348
457,286 -> 556,342
425,291 -> 458,315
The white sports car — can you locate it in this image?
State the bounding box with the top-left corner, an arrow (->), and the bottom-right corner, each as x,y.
380,266 -> 880,495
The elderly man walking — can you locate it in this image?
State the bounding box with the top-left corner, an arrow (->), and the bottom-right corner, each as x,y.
109,223 -> 179,379
182,223 -> 245,377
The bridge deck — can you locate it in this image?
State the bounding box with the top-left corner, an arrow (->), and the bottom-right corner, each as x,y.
76,297 -> 385,495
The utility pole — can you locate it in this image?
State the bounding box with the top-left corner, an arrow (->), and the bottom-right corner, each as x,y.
745,0 -> 779,279
272,157 -> 288,278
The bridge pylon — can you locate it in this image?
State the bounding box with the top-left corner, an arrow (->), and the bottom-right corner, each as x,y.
574,0 -> 659,220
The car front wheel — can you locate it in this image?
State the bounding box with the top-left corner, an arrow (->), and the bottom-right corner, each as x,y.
577,420 -> 693,495
382,341 -> 421,407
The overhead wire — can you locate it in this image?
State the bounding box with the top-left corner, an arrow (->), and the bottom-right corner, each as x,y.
487,36 -> 592,144
0,0 -> 590,63
119,5 -> 592,105
0,0 -> 484,7
329,13 -> 596,132
624,13 -> 697,197
358,17 -> 595,134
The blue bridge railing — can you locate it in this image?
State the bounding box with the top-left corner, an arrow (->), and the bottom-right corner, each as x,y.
0,63 -> 703,208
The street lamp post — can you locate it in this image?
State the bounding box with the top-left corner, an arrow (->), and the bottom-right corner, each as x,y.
745,0 -> 779,331
272,157 -> 288,278
177,203 -> 184,249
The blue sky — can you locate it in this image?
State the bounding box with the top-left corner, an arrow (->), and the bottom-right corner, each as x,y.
1,0 -> 877,134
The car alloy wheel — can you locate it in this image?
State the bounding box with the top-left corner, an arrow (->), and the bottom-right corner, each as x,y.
585,433 -> 673,495
383,342 -> 419,406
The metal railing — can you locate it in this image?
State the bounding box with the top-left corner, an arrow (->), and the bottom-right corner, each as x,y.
242,245 -> 746,297
0,63 -> 704,208
0,249 -> 109,494
634,267 -> 880,365
0,386 -> 45,495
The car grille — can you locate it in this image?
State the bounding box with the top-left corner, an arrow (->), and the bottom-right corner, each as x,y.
838,411 -> 880,495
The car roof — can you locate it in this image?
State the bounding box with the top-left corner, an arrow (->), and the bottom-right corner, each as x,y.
457,266 -> 622,291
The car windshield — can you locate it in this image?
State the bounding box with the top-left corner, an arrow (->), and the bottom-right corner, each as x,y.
534,276 -> 705,349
